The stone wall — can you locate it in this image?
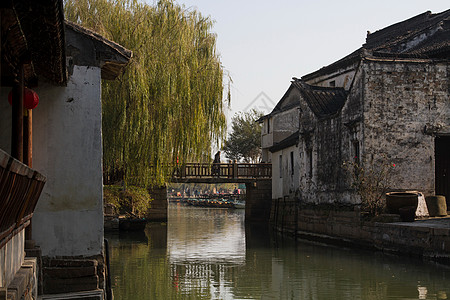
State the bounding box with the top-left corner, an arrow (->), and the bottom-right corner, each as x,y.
41,256 -> 105,295
0,258 -> 37,300
245,180 -> 272,223
271,199 -> 450,263
147,186 -> 168,222
296,89 -> 358,205
362,59 -> 450,195
271,198 -> 361,239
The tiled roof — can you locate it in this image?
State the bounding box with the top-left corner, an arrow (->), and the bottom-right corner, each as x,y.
301,48 -> 362,82
2,0 -> 66,86
364,9 -> 450,57
13,0 -> 67,85
65,21 -> 132,80
292,79 -> 348,119
302,9 -> 450,82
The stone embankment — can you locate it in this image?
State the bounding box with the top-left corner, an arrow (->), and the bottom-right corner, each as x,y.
271,199 -> 450,264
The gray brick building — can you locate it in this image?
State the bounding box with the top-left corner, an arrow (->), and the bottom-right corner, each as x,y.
261,10 -> 450,221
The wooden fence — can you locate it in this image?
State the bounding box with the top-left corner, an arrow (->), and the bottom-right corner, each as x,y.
103,163 -> 272,185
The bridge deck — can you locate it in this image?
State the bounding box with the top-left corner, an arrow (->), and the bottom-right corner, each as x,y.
171,163 -> 271,183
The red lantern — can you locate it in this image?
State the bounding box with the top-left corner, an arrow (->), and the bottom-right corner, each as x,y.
8,88 -> 39,109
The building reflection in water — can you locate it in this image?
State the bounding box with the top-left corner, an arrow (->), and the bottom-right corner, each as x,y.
107,203 -> 450,300
167,204 -> 246,298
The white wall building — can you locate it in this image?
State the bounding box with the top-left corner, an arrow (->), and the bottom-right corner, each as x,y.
0,19 -> 131,296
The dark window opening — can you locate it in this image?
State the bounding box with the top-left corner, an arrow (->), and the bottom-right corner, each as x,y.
353,140 -> 360,164
329,80 -> 336,87
290,151 -> 294,176
308,149 -> 313,178
279,155 -> 283,178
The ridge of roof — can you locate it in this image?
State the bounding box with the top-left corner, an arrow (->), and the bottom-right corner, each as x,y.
257,84 -> 299,122
302,9 -> 450,82
65,20 -> 133,62
301,48 -> 362,82
364,9 -> 450,52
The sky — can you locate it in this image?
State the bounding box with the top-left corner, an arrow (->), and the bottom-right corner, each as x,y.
145,0 -> 449,132
168,1 -> 449,117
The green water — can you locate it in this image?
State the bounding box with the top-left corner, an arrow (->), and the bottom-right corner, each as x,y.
106,204 -> 450,299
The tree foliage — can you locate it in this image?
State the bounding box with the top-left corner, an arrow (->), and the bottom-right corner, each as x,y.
64,0 -> 229,186
223,109 -> 263,163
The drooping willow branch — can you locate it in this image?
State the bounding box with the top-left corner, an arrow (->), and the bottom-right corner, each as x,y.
65,0 -> 229,186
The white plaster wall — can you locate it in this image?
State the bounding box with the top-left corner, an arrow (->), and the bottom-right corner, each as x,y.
305,67 -> 357,90
261,119 -> 273,149
272,151 -> 282,199
0,230 -> 24,288
272,109 -> 298,144
31,66 -> 104,257
272,145 -> 299,199
261,119 -> 273,163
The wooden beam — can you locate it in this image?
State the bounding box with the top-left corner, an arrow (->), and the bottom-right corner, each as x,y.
23,109 -> 32,167
11,66 -> 24,162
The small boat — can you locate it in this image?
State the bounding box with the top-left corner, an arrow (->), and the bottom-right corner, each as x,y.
233,201 -> 245,209
184,197 -> 236,208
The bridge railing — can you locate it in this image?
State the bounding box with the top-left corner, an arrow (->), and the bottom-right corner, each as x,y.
103,162 -> 272,185
173,163 -> 272,180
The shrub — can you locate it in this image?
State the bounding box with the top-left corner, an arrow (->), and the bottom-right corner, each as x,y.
104,185 -> 152,218
343,157 -> 395,218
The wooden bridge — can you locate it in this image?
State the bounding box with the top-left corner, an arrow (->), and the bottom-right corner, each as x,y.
145,162 -> 273,222
171,162 -> 271,183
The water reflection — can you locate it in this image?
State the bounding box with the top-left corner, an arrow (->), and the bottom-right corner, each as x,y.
106,203 -> 450,300
168,205 -> 245,265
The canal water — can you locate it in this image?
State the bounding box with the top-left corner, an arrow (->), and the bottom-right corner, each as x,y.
106,203 -> 450,299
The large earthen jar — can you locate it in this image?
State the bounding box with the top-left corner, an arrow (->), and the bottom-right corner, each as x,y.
385,192 -> 418,214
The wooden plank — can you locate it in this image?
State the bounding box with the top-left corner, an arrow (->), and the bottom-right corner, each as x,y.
23,109 -> 32,167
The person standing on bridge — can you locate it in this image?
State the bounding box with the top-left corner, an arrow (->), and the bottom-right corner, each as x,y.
212,151 -> 221,176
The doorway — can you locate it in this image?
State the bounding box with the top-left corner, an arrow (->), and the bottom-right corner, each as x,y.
435,136 -> 450,207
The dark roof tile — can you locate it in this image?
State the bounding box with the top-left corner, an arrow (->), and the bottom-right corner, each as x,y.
292,79 -> 348,119
364,9 -> 450,56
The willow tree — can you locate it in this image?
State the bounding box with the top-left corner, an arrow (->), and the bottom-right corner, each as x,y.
65,0 -> 228,186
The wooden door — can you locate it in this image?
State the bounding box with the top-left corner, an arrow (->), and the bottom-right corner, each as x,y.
435,136 -> 450,207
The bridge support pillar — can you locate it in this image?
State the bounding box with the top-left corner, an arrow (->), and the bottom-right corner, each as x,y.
147,185 -> 168,222
245,180 -> 272,223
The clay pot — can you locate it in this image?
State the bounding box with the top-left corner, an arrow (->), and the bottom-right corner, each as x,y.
425,195 -> 447,217
398,206 -> 416,222
385,192 -> 418,214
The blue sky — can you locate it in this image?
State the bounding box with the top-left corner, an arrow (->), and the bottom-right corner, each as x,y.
151,1 -> 449,126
